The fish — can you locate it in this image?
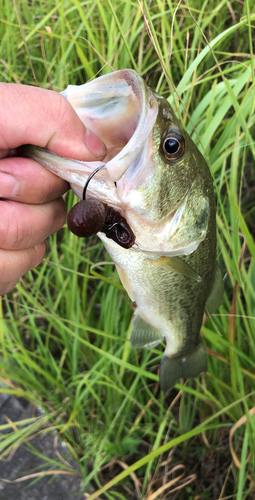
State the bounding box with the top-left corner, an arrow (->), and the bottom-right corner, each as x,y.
25,69 -> 223,392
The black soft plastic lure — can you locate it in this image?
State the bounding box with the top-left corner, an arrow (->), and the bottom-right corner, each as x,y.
67,166 -> 135,249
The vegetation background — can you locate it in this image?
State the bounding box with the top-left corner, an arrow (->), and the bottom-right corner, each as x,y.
0,0 -> 255,498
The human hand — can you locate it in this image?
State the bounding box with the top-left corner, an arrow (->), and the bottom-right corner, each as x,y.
0,83 -> 106,295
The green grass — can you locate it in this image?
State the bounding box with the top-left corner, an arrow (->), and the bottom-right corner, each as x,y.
0,0 -> 255,498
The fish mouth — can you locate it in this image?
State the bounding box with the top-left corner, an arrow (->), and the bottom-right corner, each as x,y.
61,69 -> 158,182
26,70 -> 158,204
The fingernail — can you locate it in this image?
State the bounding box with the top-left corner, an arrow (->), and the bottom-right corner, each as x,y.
0,173 -> 19,198
85,129 -> 107,159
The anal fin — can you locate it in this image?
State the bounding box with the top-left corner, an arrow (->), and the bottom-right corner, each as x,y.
160,341 -> 207,392
130,312 -> 163,349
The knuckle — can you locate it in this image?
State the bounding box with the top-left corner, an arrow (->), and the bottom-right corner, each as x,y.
51,93 -> 71,129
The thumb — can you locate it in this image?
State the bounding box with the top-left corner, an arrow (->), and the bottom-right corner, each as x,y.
0,83 -> 106,161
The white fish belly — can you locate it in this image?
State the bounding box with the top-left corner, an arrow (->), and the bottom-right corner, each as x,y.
98,233 -> 202,356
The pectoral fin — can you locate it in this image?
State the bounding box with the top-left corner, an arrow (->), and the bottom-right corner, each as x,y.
130,312 -> 164,348
205,263 -> 224,314
150,256 -> 202,282
160,341 -> 207,392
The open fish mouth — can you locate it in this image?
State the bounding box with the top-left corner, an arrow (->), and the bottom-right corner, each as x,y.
60,69 -> 159,182
26,70 -> 158,204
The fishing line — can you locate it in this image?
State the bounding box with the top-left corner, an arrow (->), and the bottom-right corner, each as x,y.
82,165 -> 106,200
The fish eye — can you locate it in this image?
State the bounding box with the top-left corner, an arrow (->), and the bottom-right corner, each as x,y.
162,131 -> 185,160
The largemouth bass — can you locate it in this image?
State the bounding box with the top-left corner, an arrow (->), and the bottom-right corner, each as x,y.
26,70 -> 223,392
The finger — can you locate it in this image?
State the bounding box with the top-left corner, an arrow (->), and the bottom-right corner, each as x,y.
0,242 -> 46,294
0,156 -> 69,203
0,198 -> 67,250
0,83 -> 106,160
0,279 -> 20,295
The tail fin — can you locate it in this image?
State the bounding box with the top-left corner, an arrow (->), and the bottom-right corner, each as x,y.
159,341 -> 207,393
